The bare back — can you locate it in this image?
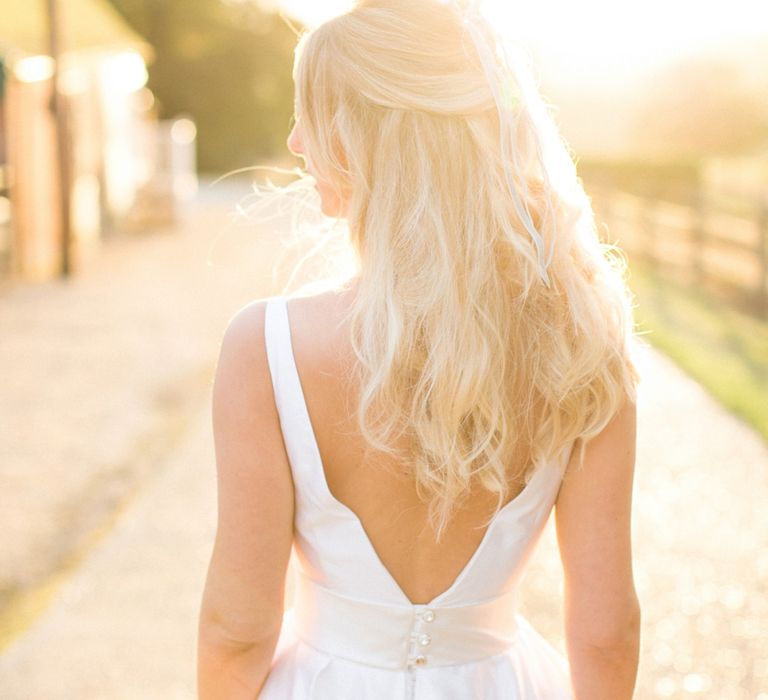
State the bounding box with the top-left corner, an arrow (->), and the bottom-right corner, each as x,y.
286,287 -> 530,605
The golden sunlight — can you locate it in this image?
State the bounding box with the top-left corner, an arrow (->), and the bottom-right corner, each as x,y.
274,0 -> 768,157
276,0 -> 768,82
483,0 -> 768,80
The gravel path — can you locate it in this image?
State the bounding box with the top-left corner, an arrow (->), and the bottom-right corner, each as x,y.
0,178 -> 279,629
521,344 -> 768,700
1,184 -> 766,698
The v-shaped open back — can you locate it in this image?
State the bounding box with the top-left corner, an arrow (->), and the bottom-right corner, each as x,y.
260,295 -> 576,698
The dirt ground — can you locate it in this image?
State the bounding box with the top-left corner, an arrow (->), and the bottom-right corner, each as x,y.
1,181 -> 766,698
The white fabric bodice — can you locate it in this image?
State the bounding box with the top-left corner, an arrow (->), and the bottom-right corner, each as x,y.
259,296 -> 575,699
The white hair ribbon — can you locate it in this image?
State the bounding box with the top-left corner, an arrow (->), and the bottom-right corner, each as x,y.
440,0 -> 555,288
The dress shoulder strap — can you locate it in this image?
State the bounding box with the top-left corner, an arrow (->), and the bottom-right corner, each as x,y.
264,295 -> 290,415
263,295 -> 327,495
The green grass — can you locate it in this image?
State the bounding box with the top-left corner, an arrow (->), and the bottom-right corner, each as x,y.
629,263 -> 768,442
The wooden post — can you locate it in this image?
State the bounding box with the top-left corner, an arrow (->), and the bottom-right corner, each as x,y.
46,0 -> 72,278
690,182 -> 706,288
757,196 -> 768,318
639,194 -> 656,269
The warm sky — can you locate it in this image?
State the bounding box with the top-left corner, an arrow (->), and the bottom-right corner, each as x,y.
270,0 -> 768,156
273,0 -> 768,85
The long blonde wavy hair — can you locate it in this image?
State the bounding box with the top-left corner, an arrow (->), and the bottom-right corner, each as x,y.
290,0 -> 641,538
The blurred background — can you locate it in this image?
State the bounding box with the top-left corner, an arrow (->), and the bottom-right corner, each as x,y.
0,1 -> 766,698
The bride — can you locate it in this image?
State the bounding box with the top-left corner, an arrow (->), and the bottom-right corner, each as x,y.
197,1 -> 641,698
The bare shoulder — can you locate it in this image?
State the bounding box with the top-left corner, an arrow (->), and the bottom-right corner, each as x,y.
554,396 -> 640,649
286,289 -> 337,323
216,284 -> 356,378
202,296 -> 294,648
554,395 -> 638,600
561,397 -> 637,483
220,297 -> 269,348
288,285 -> 354,322
212,299 -> 273,431
284,285 -> 357,363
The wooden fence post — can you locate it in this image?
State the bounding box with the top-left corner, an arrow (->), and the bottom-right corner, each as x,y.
690,183 -> 706,288
757,196 -> 768,318
639,194 -> 657,269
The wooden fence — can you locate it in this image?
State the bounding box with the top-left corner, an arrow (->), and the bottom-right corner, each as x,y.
586,183 -> 768,319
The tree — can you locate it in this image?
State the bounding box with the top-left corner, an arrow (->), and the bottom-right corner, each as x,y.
106,0 -> 300,172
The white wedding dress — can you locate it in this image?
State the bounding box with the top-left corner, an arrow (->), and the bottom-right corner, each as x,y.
258,296 -> 575,699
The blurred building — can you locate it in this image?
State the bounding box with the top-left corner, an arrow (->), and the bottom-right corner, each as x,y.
0,0 -> 195,283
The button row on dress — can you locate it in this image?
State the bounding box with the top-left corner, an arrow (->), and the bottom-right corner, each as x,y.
407,609 -> 436,667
